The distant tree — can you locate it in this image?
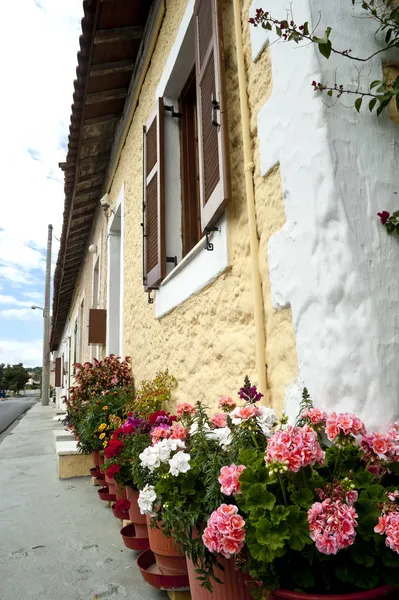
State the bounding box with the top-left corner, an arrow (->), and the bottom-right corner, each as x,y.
3,364 -> 30,395
0,363 -> 5,389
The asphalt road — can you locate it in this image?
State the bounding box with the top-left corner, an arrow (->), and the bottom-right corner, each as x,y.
0,398 -> 38,435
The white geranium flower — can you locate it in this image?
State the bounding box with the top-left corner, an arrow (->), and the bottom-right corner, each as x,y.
168,438 -> 186,451
139,446 -> 161,472
138,484 -> 157,515
257,406 -> 278,436
156,439 -> 173,463
213,426 -> 232,448
169,452 -> 191,476
230,407 -> 242,426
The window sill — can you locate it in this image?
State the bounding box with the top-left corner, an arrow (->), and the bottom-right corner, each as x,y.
155,213 -> 228,318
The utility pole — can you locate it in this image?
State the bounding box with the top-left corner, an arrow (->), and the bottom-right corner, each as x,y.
41,224 -> 53,407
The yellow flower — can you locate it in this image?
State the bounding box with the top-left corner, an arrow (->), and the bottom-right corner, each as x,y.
99,433 -> 106,439
103,440 -> 108,447
98,423 -> 107,432
102,406 -> 108,410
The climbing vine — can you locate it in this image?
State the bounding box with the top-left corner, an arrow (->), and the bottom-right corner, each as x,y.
250,0 -> 399,115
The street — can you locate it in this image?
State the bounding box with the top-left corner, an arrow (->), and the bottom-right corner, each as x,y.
0,397 -> 38,435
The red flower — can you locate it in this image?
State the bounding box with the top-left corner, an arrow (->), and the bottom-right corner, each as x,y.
127,412 -> 133,417
112,427 -> 124,439
113,499 -> 130,513
104,439 -> 125,459
105,464 -> 120,478
149,410 -> 169,425
377,211 -> 390,225
122,423 -> 134,434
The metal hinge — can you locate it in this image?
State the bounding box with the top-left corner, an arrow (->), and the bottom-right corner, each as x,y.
164,105 -> 182,119
204,226 -> 220,251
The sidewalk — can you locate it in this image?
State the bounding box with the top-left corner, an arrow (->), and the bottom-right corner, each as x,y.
0,404 -> 165,600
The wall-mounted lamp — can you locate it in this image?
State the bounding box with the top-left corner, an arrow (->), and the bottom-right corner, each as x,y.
88,244 -> 97,254
100,193 -> 115,219
31,305 -> 44,313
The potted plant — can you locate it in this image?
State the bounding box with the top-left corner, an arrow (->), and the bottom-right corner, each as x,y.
201,390 -> 399,599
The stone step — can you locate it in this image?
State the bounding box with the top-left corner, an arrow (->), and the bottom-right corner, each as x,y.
56,440 -> 92,479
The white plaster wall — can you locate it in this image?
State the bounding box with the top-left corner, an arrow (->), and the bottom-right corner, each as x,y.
249,0 -> 399,428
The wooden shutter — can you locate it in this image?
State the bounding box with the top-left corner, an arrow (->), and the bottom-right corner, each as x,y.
194,0 -> 230,231
88,309 -> 107,345
143,98 -> 165,290
55,357 -> 62,388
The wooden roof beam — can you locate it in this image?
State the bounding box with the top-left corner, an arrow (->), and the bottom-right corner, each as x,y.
89,59 -> 134,77
78,152 -> 110,166
86,88 -> 128,104
76,171 -> 106,184
74,184 -> 103,200
83,114 -> 119,126
94,26 -> 143,44
80,134 -> 114,147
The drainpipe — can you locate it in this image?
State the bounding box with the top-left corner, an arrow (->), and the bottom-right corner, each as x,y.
232,0 -> 268,402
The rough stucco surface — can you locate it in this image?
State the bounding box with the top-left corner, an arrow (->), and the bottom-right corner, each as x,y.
106,0 -> 283,411
67,210 -> 108,370
250,0 -> 399,428
242,0 -> 298,414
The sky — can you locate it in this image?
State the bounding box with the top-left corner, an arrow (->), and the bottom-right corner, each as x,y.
0,0 -> 83,367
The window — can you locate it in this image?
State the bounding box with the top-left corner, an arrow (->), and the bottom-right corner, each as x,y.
180,69 -> 201,256
142,0 -> 230,296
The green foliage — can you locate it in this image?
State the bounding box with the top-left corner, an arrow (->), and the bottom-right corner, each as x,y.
134,370 -> 176,418
2,363 -> 30,394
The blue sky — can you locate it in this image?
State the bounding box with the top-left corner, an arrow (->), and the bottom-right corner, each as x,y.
0,0 -> 83,367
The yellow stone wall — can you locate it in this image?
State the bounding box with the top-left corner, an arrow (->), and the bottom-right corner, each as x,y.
67,208 -> 108,370
97,0 -> 297,413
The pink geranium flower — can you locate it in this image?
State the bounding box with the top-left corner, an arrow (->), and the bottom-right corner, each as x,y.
169,422 -> 188,441
308,499 -> 358,555
375,511 -> 399,554
302,407 -> 327,425
218,396 -> 237,412
218,464 -> 246,496
231,405 -> 261,423
265,425 -> 325,473
151,426 -> 171,444
202,504 -> 245,559
325,412 -> 366,443
212,413 -> 227,428
176,403 -> 196,417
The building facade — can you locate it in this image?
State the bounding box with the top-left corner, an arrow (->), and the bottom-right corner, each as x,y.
52,0 -> 399,427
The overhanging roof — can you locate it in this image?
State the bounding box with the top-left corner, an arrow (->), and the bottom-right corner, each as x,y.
51,0 -> 152,351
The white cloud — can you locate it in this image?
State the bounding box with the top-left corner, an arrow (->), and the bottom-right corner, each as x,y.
0,1 -> 82,362
0,339 -> 42,367
0,308 -> 38,321
0,295 -> 33,308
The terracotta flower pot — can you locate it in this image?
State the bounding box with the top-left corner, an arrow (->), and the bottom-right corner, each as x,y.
92,451 -> 101,467
269,588 -> 396,600
115,483 -> 127,501
146,516 -> 187,577
126,486 -> 148,539
105,473 -> 116,494
186,555 -> 253,600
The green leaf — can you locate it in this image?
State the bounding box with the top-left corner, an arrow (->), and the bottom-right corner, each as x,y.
369,98 -> 377,112
396,93 -> 399,111
269,505 -> 290,525
355,97 -> 363,113
246,484 -> 276,511
265,21 -> 272,31
336,565 -> 354,583
370,80 -> 382,89
353,470 -> 375,488
256,517 -> 290,550
290,488 -> 314,509
327,90 -> 333,97
389,462 -> 399,475
303,22 -> 309,36
318,40 -> 332,59
367,484 -> 387,503
286,506 -> 312,551
276,27 -> 282,37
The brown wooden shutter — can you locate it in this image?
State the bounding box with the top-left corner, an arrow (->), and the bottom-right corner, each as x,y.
88,309 -> 107,345
55,357 -> 62,388
194,0 -> 230,232
143,98 -> 166,290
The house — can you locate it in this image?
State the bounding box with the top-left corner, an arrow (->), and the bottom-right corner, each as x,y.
51,0 -> 399,427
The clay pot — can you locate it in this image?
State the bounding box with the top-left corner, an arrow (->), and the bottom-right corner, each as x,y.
268,588 -> 397,600
126,486 -> 148,539
92,451 -> 101,467
186,555 -> 253,600
105,473 -> 116,494
146,516 -> 187,577
115,483 -> 127,501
